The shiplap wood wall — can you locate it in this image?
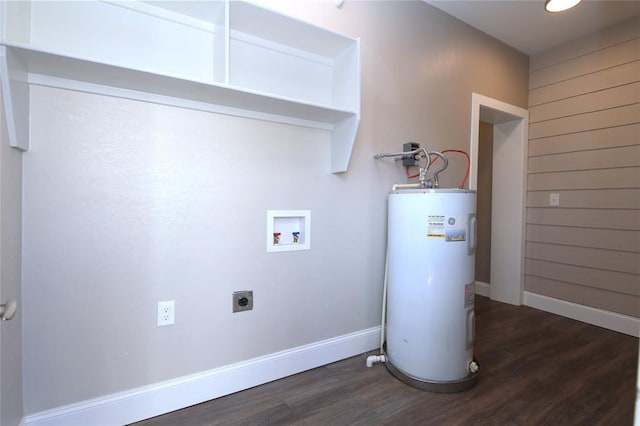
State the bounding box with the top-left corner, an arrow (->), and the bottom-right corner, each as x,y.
526,17 -> 640,318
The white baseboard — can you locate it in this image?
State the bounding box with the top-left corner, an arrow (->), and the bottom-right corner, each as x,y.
524,291 -> 640,337
475,281 -> 490,297
24,327 -> 380,426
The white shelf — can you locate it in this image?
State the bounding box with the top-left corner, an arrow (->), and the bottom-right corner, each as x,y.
0,0 -> 360,173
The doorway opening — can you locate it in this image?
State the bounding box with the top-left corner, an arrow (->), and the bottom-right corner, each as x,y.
475,121 -> 493,286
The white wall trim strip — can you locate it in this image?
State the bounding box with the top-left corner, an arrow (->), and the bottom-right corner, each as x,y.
475,281 -> 490,297
524,291 -> 640,337
24,327 -> 380,426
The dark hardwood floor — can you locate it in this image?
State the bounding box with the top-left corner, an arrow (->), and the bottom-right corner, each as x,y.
134,296 -> 639,425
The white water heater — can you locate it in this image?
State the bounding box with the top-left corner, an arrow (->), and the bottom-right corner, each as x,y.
385,188 -> 479,392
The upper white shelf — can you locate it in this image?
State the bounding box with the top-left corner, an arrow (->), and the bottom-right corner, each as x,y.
0,0 -> 360,173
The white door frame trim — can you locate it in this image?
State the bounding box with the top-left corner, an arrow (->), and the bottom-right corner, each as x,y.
469,93 -> 528,306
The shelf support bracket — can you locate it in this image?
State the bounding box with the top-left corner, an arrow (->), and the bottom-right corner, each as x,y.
0,46 -> 29,151
331,114 -> 359,173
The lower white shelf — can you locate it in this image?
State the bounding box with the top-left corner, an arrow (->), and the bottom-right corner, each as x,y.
0,43 -> 359,172
267,210 -> 311,252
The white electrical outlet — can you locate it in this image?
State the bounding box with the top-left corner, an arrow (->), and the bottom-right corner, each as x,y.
157,301 -> 175,326
549,193 -> 560,206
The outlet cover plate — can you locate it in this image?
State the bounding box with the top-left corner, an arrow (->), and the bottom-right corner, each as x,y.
157,301 -> 175,326
233,291 -> 253,313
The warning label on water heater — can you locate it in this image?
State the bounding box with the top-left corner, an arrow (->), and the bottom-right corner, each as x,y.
426,215 -> 445,237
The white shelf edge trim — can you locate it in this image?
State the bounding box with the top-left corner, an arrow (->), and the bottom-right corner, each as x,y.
102,0 -> 219,33
23,326 -> 380,426
230,29 -> 335,67
28,72 -> 336,132
524,291 -> 640,337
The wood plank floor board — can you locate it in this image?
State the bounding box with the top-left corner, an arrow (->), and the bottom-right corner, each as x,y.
133,296 -> 638,425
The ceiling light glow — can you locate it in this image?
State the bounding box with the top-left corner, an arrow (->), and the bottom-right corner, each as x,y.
545,0 -> 582,13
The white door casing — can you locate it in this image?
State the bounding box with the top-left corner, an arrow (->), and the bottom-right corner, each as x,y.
469,93 -> 528,306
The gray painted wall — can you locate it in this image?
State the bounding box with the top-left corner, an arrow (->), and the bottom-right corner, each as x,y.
526,17 -> 640,317
20,1 -> 528,414
0,86 -> 24,424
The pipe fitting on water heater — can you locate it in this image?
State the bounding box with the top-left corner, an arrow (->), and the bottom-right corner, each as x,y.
366,354 -> 386,367
373,144 -> 450,190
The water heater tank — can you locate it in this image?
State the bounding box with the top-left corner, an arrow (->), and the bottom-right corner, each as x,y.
385,188 -> 479,392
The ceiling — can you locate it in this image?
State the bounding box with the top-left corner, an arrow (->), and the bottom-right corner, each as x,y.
425,0 -> 640,55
